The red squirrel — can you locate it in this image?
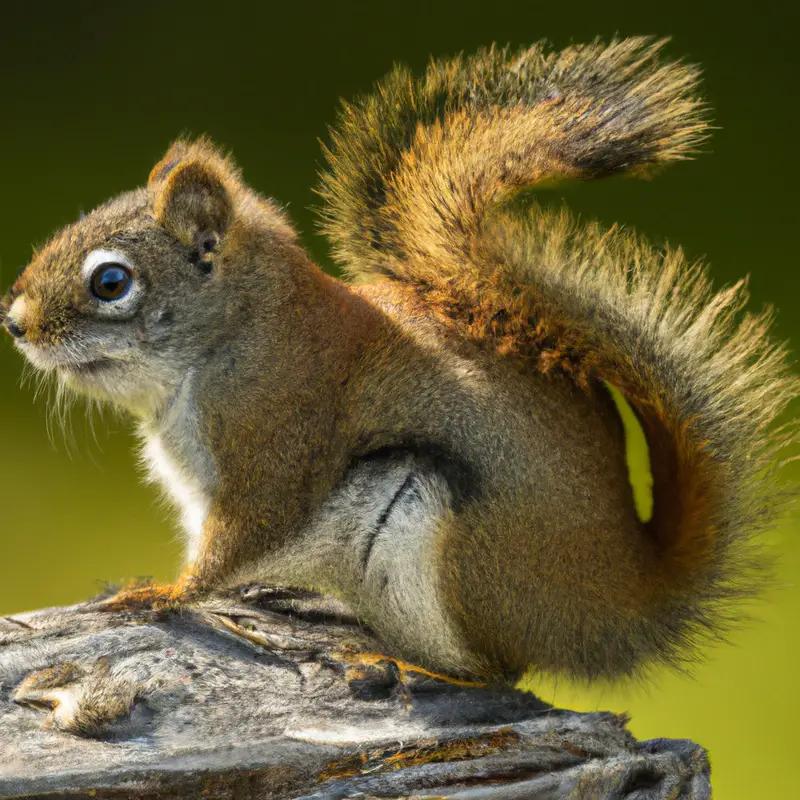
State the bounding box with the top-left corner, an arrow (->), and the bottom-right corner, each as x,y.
2,38 -> 795,681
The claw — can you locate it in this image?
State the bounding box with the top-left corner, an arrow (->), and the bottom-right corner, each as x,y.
342,652 -> 486,689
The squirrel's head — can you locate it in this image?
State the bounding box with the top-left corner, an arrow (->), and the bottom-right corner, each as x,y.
1,138 -> 299,415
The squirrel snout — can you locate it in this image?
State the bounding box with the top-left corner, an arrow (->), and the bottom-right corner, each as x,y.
3,294 -> 28,340
4,317 -> 26,339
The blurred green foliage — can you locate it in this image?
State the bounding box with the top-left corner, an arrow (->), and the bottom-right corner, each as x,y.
1,2 -> 797,796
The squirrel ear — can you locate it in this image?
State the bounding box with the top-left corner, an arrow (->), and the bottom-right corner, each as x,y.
150,140 -> 236,246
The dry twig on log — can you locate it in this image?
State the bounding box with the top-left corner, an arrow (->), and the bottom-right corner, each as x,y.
0,586 -> 711,799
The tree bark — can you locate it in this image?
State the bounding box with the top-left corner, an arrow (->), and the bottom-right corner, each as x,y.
0,586 -> 711,799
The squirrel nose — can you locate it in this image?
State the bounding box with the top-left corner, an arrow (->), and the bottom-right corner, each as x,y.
4,318 -> 26,339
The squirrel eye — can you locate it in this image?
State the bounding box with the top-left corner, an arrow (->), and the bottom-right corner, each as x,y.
90,264 -> 133,302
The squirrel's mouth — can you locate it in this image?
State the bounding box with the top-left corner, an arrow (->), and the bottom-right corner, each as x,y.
15,340 -> 125,378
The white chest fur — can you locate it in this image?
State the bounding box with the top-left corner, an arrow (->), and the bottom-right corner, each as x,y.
139,374 -> 218,563
142,434 -> 212,562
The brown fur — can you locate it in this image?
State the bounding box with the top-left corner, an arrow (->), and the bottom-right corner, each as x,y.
1,38 -> 796,683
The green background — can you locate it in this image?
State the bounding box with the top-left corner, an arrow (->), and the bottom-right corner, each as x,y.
1,2 -> 797,796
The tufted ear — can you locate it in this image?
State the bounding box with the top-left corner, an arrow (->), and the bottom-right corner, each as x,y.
149,139 -> 237,247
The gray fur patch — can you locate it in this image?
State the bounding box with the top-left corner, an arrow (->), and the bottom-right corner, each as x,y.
236,454 -> 475,675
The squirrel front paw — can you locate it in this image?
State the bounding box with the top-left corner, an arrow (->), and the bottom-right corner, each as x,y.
97,575 -> 200,612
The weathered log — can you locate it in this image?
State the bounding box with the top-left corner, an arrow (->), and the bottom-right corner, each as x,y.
0,586 -> 711,799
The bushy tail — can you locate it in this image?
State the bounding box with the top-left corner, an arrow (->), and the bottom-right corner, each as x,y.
318,36 -> 708,278
319,37 -> 799,660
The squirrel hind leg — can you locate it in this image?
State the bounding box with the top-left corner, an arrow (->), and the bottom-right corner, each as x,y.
434,489 -> 683,682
